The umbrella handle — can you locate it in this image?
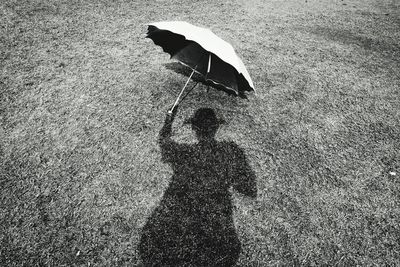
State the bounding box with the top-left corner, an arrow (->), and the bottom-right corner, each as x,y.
168,67 -> 196,114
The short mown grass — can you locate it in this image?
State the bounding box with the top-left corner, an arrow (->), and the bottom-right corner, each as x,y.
1,0 -> 399,265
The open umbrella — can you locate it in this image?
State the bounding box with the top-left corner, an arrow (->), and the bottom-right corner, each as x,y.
146,21 -> 254,112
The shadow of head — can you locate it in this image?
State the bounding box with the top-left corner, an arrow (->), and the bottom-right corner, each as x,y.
184,108 -> 226,140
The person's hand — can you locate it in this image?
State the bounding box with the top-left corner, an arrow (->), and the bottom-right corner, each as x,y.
165,105 -> 178,123
167,105 -> 178,118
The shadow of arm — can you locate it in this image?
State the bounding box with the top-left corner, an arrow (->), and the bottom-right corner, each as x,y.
158,115 -> 178,162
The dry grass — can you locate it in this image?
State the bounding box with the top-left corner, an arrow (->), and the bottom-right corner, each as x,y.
1,0 -> 399,266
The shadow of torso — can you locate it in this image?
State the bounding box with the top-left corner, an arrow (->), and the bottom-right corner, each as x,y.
139,119 -> 256,266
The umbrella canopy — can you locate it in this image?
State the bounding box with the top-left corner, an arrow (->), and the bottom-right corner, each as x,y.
146,21 -> 254,97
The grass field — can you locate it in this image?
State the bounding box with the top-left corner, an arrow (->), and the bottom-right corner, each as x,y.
1,0 -> 399,266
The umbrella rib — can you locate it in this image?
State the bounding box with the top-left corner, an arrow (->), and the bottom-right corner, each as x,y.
205,53 -> 211,79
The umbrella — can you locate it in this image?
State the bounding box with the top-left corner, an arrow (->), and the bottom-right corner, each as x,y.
146,21 -> 254,112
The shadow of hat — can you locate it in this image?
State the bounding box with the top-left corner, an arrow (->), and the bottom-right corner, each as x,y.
184,108 -> 226,131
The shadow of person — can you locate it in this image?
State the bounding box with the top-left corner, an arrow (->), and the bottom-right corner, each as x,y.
139,108 -> 257,266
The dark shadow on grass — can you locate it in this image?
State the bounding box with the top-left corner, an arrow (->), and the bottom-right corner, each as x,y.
163,62 -> 248,98
309,27 -> 400,59
139,108 -> 257,266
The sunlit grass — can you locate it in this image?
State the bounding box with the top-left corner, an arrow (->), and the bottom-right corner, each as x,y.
1,0 -> 399,265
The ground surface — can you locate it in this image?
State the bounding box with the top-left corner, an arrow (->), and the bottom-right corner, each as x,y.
1,0 -> 399,266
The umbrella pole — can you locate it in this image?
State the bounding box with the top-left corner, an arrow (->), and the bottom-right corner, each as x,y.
168,67 -> 196,114
178,81 -> 198,106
